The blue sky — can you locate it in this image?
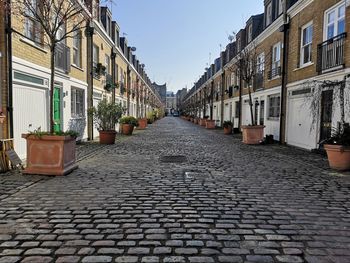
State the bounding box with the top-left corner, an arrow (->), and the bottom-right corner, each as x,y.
111,0 -> 264,92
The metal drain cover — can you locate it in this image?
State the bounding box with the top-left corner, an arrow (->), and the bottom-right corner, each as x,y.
159,155 -> 188,163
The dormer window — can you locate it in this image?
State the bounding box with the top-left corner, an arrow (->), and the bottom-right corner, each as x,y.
278,0 -> 284,16
266,2 -> 272,26
247,24 -> 253,43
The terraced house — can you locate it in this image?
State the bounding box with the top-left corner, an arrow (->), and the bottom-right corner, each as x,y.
0,0 -> 163,159
183,0 -> 350,151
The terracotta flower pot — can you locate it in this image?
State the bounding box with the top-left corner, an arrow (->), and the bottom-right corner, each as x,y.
138,118 -> 147,130
122,124 -> 134,135
241,125 -> 265,144
224,126 -> 232,135
324,144 -> 350,171
99,130 -> 116,144
200,119 -> 207,126
194,118 -> 199,124
206,120 -> 215,129
22,134 -> 78,176
0,115 -> 6,124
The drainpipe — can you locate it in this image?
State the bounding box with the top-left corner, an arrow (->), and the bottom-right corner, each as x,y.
5,1 -> 13,139
111,47 -> 117,104
210,81 -> 214,120
220,71 -> 225,127
127,66 -> 131,115
238,60 -> 243,131
279,13 -> 290,144
136,77 -> 140,118
86,21 -> 94,141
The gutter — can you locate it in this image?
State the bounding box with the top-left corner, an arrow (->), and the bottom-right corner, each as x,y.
6,0 -> 13,139
279,13 -> 290,144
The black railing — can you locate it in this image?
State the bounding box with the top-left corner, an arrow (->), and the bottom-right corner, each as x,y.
268,66 -> 281,80
55,43 -> 70,73
317,33 -> 347,73
254,71 -> 264,90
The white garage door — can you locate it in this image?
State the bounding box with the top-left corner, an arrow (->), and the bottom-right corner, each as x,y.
287,97 -> 316,150
93,97 -> 101,139
13,85 -> 48,159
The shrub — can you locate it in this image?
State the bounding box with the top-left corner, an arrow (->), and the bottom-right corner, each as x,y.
119,116 -> 139,127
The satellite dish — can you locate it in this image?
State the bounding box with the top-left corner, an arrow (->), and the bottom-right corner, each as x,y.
131,47 -> 137,52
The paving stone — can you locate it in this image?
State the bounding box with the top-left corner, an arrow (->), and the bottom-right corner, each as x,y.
0,118 -> 348,262
82,256 -> 112,263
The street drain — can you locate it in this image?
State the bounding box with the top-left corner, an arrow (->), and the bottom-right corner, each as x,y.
159,155 -> 188,163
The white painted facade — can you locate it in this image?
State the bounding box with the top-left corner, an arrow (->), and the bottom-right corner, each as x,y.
12,57 -> 89,159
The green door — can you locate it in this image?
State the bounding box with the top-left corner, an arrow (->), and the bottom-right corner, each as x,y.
53,87 -> 61,132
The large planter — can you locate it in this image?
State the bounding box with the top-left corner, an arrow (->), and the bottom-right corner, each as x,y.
99,130 -> 116,144
122,124 -> 135,135
241,125 -> 265,144
138,118 -> 147,130
22,134 -> 78,176
206,120 -> 215,129
199,119 -> 206,126
324,144 -> 350,171
224,126 -> 233,135
194,118 -> 199,124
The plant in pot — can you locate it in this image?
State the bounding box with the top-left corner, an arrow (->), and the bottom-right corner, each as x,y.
146,111 -> 154,124
120,116 -> 139,135
205,118 -> 216,129
15,0 -> 92,176
22,128 -> 79,176
223,121 -> 233,135
323,126 -> 350,171
303,78 -> 350,171
88,99 -> 125,144
138,117 -> 148,130
229,38 -> 264,144
200,116 -> 208,126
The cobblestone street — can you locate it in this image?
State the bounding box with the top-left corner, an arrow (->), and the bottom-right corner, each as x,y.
1,117 -> 350,263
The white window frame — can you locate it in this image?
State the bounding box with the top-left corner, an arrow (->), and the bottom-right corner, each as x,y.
324,2 -> 346,40
268,94 -> 280,119
93,44 -> 99,68
257,52 -> 265,73
272,42 -> 281,71
300,21 -> 313,67
72,29 -> 82,67
231,72 -> 235,86
105,55 -> 110,75
71,87 -> 85,118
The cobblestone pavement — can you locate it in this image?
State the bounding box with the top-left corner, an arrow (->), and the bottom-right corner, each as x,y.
1,117 -> 350,263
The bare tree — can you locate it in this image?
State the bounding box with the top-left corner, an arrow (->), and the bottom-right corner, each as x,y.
228,40 -> 260,125
3,0 -> 95,133
302,76 -> 350,133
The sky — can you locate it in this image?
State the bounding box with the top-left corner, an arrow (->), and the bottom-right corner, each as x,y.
110,0 -> 264,93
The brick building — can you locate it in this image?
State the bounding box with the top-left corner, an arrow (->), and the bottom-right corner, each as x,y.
183,0 -> 350,151
0,0 -> 163,159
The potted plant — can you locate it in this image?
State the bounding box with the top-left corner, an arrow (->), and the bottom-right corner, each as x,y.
22,129 -> 79,176
95,63 -> 106,77
120,116 -> 139,135
206,118 -> 215,129
200,116 -> 208,126
227,38 -> 264,144
88,99 -> 125,144
147,112 -> 155,124
223,121 -> 233,135
303,78 -> 350,170
323,126 -> 350,171
138,118 -> 148,130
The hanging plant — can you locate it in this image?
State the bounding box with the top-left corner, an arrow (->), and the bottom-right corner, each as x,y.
95,63 -> 106,77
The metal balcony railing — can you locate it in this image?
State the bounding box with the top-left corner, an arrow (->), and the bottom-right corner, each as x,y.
55,43 -> 70,73
268,66 -> 281,80
317,33 -> 347,74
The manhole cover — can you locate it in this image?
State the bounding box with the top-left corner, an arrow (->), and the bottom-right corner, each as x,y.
159,155 -> 188,163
